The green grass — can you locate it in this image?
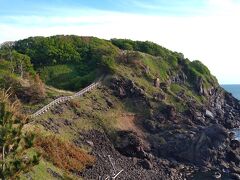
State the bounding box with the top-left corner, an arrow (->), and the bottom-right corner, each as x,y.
21,159 -> 78,180
169,83 -> 205,106
115,64 -> 160,95
170,84 -> 182,94
19,147 -> 78,180
38,64 -> 100,91
141,54 -> 170,81
187,60 -> 218,89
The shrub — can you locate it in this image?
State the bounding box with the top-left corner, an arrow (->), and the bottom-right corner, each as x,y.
0,89 -> 39,179
23,74 -> 46,103
111,39 -> 168,58
35,135 -> 95,172
189,60 -> 210,75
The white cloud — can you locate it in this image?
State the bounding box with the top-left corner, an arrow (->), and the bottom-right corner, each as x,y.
1,1 -> 240,84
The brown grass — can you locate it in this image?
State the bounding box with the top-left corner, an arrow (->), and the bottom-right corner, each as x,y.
117,113 -> 145,138
69,99 -> 81,109
35,135 -> 95,172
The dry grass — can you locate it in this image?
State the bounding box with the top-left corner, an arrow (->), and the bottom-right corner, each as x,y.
35,135 -> 95,172
69,99 -> 81,109
117,113 -> 145,138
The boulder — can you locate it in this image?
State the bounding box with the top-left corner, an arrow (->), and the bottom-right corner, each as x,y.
205,110 -> 214,119
141,159 -> 153,170
153,93 -> 165,102
119,87 -> 126,98
114,131 -> 147,158
165,105 -> 176,120
230,140 -> 240,150
160,82 -> 168,91
105,97 -> 114,107
230,173 -> 240,180
154,78 -> 160,88
196,77 -> 208,96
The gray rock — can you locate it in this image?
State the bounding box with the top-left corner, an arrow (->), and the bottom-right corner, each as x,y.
230,140 -> 240,150
47,168 -> 63,179
205,110 -> 214,119
141,159 -> 153,170
154,78 -> 160,88
105,97 -> 114,107
86,140 -> 94,147
230,173 -> 240,180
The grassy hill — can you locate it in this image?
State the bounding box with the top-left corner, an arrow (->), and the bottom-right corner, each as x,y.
1,35 -> 239,179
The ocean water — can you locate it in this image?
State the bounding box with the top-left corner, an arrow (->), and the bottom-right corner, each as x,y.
221,84 -> 240,140
234,130 -> 240,140
221,84 -> 240,100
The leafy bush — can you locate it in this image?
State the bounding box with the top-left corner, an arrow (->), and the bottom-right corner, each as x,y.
167,54 -> 178,68
189,60 -> 210,76
111,38 -> 169,58
13,35 -> 119,90
14,35 -> 118,69
0,72 -> 22,94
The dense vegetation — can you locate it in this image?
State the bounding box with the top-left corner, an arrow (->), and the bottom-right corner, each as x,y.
111,38 -> 171,57
13,36 -> 119,90
0,35 -> 218,94
0,36 -> 215,92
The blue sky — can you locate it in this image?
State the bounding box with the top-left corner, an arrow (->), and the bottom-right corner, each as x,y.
0,0 -> 207,16
0,0 -> 240,84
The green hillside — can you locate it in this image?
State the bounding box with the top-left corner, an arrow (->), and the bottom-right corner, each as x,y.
1,35 -> 239,180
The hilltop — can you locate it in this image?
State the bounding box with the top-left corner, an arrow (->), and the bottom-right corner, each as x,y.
0,35 -> 240,179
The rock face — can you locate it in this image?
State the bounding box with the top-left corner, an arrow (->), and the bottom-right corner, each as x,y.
170,71 -> 187,84
106,75 -> 240,179
179,125 -> 229,165
196,77 -> 208,96
110,77 -> 146,99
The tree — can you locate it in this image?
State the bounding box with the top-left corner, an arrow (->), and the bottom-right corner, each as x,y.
0,89 -> 39,179
0,50 -> 35,77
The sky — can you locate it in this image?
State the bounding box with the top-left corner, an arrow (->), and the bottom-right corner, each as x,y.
0,0 -> 240,84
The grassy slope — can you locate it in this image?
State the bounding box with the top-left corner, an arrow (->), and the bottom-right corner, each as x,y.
38,64 -> 100,91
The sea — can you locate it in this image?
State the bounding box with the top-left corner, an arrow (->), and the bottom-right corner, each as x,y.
221,84 -> 240,140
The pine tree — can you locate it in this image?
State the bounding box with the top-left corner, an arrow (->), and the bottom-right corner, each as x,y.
0,89 -> 39,179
